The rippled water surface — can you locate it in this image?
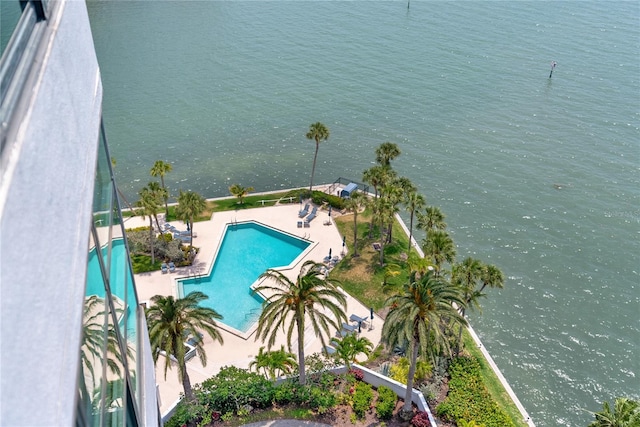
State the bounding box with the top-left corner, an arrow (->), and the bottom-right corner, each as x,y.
87,2 -> 639,425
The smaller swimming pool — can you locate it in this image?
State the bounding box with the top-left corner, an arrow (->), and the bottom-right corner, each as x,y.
178,221 -> 310,334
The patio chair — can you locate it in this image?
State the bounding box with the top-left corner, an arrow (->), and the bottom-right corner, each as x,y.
303,221 -> 310,228
161,263 -> 168,274
323,345 -> 336,355
342,322 -> 357,333
297,221 -> 303,228
298,203 -> 310,218
168,262 -> 176,273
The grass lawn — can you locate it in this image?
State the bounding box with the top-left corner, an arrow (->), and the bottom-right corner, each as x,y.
331,210 -> 412,310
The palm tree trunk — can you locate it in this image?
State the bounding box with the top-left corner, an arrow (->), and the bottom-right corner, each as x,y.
180,361 -> 195,401
149,217 -> 155,264
402,336 -> 420,415
352,212 -> 359,257
455,307 -> 466,356
309,142 -> 319,192
296,313 -> 306,385
160,176 -> 169,216
189,215 -> 194,248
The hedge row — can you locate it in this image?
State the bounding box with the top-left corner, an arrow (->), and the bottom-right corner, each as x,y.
435,356 -> 514,427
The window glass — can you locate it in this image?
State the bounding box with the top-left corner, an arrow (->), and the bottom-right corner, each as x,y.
0,1 -> 23,58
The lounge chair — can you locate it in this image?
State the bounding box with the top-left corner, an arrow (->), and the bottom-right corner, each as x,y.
298,203 -> 310,218
342,322 -> 357,333
161,263 -> 168,274
323,345 -> 336,355
350,314 -> 368,323
168,262 -> 176,273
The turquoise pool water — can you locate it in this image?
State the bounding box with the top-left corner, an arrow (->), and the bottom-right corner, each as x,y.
178,222 -> 310,333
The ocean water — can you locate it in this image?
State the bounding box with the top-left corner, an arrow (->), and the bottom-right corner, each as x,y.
86,2 -> 639,426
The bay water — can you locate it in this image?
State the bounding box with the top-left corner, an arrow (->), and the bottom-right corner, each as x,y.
87,2 -> 639,425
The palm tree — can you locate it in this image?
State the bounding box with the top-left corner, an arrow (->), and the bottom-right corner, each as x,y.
249,346 -> 297,379
375,141 -> 401,167
146,291 -> 223,401
374,197 -> 396,265
150,160 -> 173,216
404,191 -> 425,253
479,263 -> 505,294
330,334 -> 373,370
146,182 -> 168,232
306,122 -> 330,192
362,164 -> 393,199
176,190 -> 206,245
137,186 -> 162,264
417,206 -> 447,232
253,260 -> 347,385
382,271 -> 466,417
452,257 -> 485,354
422,230 -> 456,277
229,183 -> 255,205
406,251 -> 433,284
344,191 -> 364,257
587,397 -> 640,427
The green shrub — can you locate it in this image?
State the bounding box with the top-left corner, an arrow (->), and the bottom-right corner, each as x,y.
195,366 -> 274,415
375,386 -> 397,420
273,379 -> 311,406
436,357 -> 514,427
352,382 -> 374,419
390,357 -> 432,385
309,387 -> 337,413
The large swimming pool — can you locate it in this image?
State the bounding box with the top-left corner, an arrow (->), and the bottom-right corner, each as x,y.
178,221 -> 310,333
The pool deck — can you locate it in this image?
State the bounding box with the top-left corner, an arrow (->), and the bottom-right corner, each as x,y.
125,200 -> 384,416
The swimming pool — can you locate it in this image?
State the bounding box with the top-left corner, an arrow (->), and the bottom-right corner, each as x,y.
178,221 -> 310,334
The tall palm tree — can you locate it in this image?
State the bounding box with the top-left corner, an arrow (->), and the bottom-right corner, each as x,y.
253,260 -> 347,385
362,164 -> 392,199
452,257 -> 485,354
137,186 -> 162,264
306,122 -> 330,192
249,346 -> 297,379
479,263 -> 505,294
176,190 -> 206,244
150,160 -> 173,216
422,230 -> 456,277
344,191 -> 364,257
375,141 -> 401,167
146,182 -> 168,232
146,291 -> 223,401
330,334 -> 373,370
382,271 -> 466,417
404,191 -> 425,253
229,183 -> 254,205
374,197 -> 396,265
587,397 -> 640,427
417,205 -> 447,232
